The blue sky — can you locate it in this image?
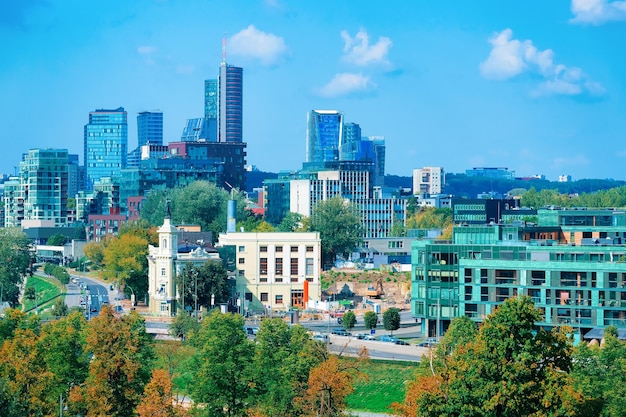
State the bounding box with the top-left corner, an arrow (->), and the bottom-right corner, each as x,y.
1,0 -> 626,181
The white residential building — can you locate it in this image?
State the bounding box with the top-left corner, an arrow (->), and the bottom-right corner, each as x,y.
413,166 -> 444,195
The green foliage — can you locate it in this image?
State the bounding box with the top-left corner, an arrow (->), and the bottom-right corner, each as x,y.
275,211 -> 306,232
342,310 -> 357,330
46,233 -> 68,246
310,197 -> 363,266
251,319 -> 326,416
382,307 -> 401,334
140,181 -> 249,239
169,313 -> 200,341
401,297 -> 589,417
0,228 -> 34,307
188,311 -> 253,417
52,298 -> 69,318
406,207 -> 452,230
572,326 -> 626,416
176,261 -> 230,313
363,311 -> 378,330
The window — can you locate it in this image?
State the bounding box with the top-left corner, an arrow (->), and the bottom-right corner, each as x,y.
160,268 -> 166,276
276,246 -> 283,252
238,258 -> 245,264
306,258 -> 314,275
306,246 -> 314,252
291,258 -> 299,275
275,258 -> 283,275
275,294 -> 283,304
260,246 -> 268,252
260,258 -> 268,275
260,292 -> 268,302
238,245 -> 245,252
291,246 -> 299,253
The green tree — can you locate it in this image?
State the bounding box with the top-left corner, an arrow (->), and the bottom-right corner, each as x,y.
342,310 -> 357,331
251,319 -> 325,416
276,212 -> 305,232
176,261 -> 230,314
46,233 -> 68,246
52,297 -> 69,317
169,312 -> 200,341
102,233 -> 149,296
310,197 -> 363,266
399,297 -> 588,417
83,241 -> 105,269
363,311 -> 378,330
572,326 -> 626,416
188,310 -> 254,417
69,307 -> 154,417
0,228 -> 33,307
382,307 -> 401,335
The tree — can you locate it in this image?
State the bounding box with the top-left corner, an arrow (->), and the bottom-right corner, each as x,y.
46,233 -> 68,246
83,241 -> 105,269
383,307 -> 401,335
102,233 -> 149,287
396,296 -> 589,417
0,228 -> 34,307
136,369 -> 188,417
572,326 -> 626,416
342,310 -> 356,331
176,261 -> 230,314
52,297 -> 69,317
276,212 -> 305,232
188,310 -> 254,417
250,319 -> 325,416
169,312 -> 200,341
69,307 -> 154,417
363,311 -> 378,330
310,197 -> 363,266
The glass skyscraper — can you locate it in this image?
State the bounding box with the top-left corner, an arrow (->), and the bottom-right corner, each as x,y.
137,110 -> 163,146
219,64 -> 243,142
306,110 -> 343,164
204,79 -> 218,142
84,107 -> 128,190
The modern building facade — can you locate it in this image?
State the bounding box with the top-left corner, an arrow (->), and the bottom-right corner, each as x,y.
204,79 -> 218,142
306,110 -> 343,164
219,64 -> 243,143
4,149 -> 69,227
137,111 -> 163,146
217,232 -> 322,313
465,167 -> 515,180
411,208 -> 626,341
84,107 -> 128,190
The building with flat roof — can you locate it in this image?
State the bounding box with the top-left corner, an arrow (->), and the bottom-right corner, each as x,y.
411,208 -> 626,341
217,231 -> 322,314
413,166 -> 444,195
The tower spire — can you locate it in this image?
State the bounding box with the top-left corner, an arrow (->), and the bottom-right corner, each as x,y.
221,33 -> 227,66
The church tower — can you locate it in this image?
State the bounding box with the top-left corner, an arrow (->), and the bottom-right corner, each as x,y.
148,200 -> 178,315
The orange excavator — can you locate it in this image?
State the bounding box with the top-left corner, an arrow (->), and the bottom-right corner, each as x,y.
365,278 -> 383,299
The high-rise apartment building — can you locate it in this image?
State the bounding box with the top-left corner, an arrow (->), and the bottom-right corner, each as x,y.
84,107 -> 128,190
4,149 -> 69,227
306,110 -> 343,164
137,111 -> 163,146
219,64 -> 243,143
413,166 -> 444,195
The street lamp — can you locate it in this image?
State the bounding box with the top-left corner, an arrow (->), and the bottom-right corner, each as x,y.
211,293 -> 215,310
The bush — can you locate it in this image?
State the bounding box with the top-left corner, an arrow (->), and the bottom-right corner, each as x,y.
52,265 -> 70,284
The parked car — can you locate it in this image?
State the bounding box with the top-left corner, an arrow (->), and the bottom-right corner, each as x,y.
363,334 -> 378,341
394,339 -> 410,346
417,338 -> 439,347
379,335 -> 399,343
331,328 -> 350,336
355,333 -> 367,340
312,333 -> 330,343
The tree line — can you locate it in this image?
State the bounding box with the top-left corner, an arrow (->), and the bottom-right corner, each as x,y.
392,296 -> 626,417
0,306 -> 368,417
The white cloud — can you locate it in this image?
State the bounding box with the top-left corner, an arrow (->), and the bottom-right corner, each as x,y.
341,29 -> 392,67
316,73 -> 375,98
480,29 -> 604,97
229,25 -> 287,66
137,45 -> 157,65
552,154 -> 590,168
570,0 -> 626,24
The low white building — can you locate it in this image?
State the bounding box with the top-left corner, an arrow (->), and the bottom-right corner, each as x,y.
217,231 -> 322,314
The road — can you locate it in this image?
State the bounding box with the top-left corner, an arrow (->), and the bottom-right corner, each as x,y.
65,273 -> 121,319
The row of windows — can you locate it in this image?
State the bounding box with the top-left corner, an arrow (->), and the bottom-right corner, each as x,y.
239,245 -> 315,253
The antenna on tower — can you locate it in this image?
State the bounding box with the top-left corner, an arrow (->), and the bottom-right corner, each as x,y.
221,33 -> 227,66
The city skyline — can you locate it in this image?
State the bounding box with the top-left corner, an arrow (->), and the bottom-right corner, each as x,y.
1,0 -> 626,181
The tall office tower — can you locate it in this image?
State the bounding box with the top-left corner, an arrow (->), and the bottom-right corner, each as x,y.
19,149 -> 69,227
67,154 -> 80,198
204,79 -> 218,142
219,63 -> 243,142
137,110 -> 163,146
84,107 -> 127,190
413,166 -> 444,195
306,110 -> 343,164
339,122 -> 362,161
371,136 -> 386,187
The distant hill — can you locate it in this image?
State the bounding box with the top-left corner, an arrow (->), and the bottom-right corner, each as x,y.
245,171 -> 626,197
